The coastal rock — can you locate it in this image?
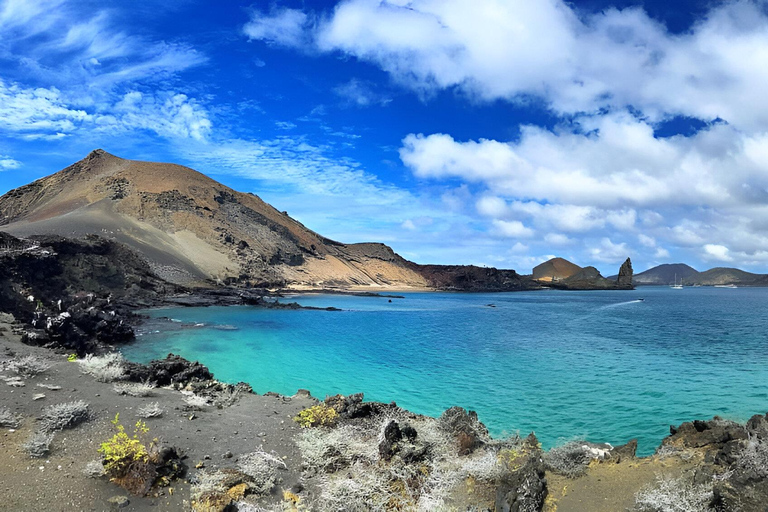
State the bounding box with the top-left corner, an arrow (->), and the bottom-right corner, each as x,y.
609,438 -> 638,462
439,406 -> 490,455
616,257 -> 633,288
495,434 -> 547,512
123,354 -> 213,386
379,420 -> 403,461
665,417 -> 747,450
325,393 -> 374,419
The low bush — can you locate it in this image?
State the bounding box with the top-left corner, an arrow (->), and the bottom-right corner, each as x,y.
544,441 -> 592,478
23,431 -> 53,458
9,355 -> 51,377
98,413 -> 157,495
113,380 -> 156,397
237,449 -> 287,496
77,353 -> 125,382
294,404 -> 339,428
737,435 -> 768,478
633,475 -> 713,512
182,393 -> 209,409
0,407 -> 21,428
39,400 -> 91,432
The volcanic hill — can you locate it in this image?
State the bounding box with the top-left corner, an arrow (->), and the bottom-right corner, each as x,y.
532,257 -> 582,282
0,150 -> 535,292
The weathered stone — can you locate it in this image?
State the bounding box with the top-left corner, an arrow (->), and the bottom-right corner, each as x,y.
439,406 -> 489,455
616,257 -> 633,288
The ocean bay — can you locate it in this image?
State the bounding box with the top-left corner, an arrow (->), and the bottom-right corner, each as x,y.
125,287 -> 768,455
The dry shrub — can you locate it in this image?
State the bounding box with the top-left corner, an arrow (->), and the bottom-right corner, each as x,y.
77,353 -> 126,382
39,400 -> 90,432
113,380 -> 156,397
23,431 -> 53,458
9,355 -> 51,377
236,449 -> 287,496
544,441 -> 592,478
0,407 -> 21,428
633,475 -> 713,512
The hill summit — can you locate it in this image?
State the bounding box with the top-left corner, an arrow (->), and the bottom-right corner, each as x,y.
0,150 -> 431,289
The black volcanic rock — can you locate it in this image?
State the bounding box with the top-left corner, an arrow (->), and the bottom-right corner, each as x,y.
616,257 -> 633,288
123,354 -> 213,386
407,264 -> 539,292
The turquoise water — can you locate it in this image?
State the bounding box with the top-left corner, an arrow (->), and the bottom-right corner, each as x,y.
123,287 -> 768,455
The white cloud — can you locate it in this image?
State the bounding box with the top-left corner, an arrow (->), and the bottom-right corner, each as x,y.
0,81 -> 211,142
0,155 -> 20,170
590,238 -> 630,264
298,0 -> 768,131
243,7 -> 311,47
544,233 -> 574,246
703,244 -> 734,262
491,219 -> 533,238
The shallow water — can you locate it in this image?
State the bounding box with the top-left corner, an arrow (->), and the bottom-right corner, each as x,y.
123,287 -> 768,455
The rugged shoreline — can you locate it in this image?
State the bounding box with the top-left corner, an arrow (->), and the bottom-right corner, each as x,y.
3,309 -> 768,511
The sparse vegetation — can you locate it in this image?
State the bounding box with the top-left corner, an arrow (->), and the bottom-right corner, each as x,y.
137,402 -> 164,419
294,404 -> 339,428
544,441 -> 592,478
0,407 -> 21,428
236,449 -> 288,496
77,353 -> 126,382
8,355 -> 51,377
113,380 -> 156,397
98,413 -> 157,495
182,393 -> 209,409
39,400 -> 91,432
23,431 -> 54,458
633,475 -> 713,512
737,434 -> 768,478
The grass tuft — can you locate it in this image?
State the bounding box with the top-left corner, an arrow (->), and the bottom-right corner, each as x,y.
137,402 -> 164,419
0,407 -> 22,428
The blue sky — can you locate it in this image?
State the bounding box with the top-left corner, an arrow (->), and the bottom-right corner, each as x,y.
2,0 -> 768,275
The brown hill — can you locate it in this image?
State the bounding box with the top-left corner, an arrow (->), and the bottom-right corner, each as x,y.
532,257 -> 581,282
0,150 -> 429,289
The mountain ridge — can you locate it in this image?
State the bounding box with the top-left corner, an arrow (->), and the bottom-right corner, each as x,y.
0,150 -> 536,292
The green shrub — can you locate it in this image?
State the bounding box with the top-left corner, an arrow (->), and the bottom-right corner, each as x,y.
294,404 -> 339,428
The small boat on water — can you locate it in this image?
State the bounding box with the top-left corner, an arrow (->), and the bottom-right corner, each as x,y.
714,284 -> 738,288
670,273 -> 683,289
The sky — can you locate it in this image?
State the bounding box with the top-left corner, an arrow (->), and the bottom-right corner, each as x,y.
2,0 -> 768,275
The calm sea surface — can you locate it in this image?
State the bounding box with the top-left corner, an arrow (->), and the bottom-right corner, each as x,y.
123,287 -> 768,455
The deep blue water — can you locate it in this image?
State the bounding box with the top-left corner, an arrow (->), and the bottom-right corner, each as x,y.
123,287 -> 768,455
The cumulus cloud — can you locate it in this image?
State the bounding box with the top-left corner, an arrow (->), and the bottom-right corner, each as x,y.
0,81 -> 211,142
703,244 -> 734,262
293,0 -> 768,131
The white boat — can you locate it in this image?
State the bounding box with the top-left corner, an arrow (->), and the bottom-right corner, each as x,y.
714,284 -> 738,288
670,273 -> 683,289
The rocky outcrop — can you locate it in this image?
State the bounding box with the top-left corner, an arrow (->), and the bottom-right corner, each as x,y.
408,264 -> 539,292
495,434 -> 548,512
123,354 -> 213,386
616,257 -> 633,288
